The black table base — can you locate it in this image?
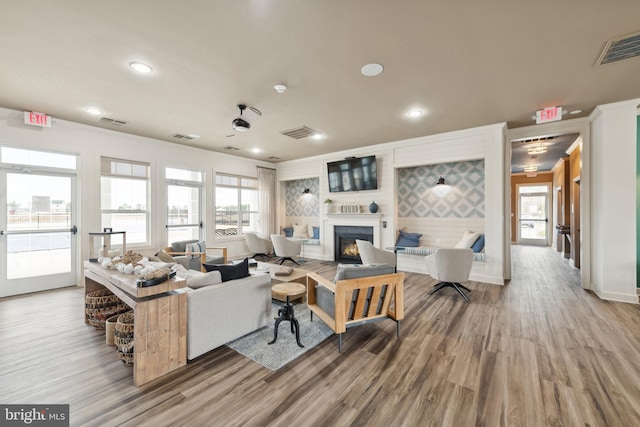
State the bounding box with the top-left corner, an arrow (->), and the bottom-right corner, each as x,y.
268,296 -> 304,348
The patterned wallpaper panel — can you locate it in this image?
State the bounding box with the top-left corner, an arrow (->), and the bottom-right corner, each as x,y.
286,178 -> 319,217
397,160 -> 485,218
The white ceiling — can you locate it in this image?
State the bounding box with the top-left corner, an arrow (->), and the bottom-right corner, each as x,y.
1,1 -> 639,163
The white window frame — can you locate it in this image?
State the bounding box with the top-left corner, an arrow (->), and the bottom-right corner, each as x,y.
165,167 -> 204,244
214,173 -> 258,239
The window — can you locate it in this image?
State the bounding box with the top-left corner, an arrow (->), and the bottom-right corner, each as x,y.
215,173 -> 258,237
101,157 -> 150,245
1,146 -> 77,170
166,167 -> 203,243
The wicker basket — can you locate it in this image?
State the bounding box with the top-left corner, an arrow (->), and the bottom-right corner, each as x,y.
115,311 -> 135,367
85,289 -> 128,329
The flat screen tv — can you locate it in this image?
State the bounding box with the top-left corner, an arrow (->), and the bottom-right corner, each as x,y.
327,155 -> 378,193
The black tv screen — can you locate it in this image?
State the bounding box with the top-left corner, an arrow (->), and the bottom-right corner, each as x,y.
327,155 -> 378,193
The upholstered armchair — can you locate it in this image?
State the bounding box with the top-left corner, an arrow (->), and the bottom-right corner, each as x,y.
425,248 -> 473,302
244,232 -> 273,260
307,264 -> 404,352
163,240 -> 227,272
356,239 -> 396,267
270,235 -> 302,265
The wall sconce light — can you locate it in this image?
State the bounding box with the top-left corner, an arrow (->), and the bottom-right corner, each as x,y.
433,176 -> 451,198
302,188 -> 310,195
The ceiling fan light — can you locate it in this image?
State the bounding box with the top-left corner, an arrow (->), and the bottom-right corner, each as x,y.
232,117 -> 250,131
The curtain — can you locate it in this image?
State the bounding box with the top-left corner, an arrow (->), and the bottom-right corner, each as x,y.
257,166 -> 277,239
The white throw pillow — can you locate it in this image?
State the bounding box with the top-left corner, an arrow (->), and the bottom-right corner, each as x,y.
173,264 -> 222,289
292,224 -> 309,238
185,240 -> 206,259
454,230 -> 480,248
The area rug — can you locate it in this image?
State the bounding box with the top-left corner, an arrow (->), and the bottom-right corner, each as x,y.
226,302 -> 333,371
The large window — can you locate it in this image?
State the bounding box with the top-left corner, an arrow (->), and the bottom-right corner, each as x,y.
215,173 -> 258,237
166,167 -> 203,243
101,157 -> 150,245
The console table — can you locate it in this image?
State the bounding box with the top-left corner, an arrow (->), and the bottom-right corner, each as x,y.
83,261 -> 188,386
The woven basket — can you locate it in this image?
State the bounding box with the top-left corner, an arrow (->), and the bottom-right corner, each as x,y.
85,289 -> 128,329
115,311 -> 135,366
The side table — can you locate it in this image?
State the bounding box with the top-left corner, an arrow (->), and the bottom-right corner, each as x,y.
268,282 -> 306,347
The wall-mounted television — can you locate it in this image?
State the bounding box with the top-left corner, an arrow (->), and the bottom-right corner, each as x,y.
327,155 -> 378,193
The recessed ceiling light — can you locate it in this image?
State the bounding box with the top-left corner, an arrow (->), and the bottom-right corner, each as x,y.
85,107 -> 103,116
569,109 -> 582,115
186,133 -> 201,139
311,133 -> 323,140
274,84 -> 287,93
129,62 -> 153,73
407,110 -> 423,118
252,148 -> 261,154
361,63 -> 384,77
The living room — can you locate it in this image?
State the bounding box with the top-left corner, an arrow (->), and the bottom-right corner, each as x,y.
2,2 -> 640,426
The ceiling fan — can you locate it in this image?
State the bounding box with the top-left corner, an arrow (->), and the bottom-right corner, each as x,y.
227,104 -> 262,137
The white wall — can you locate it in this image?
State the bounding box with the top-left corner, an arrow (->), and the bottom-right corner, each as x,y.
590,99 -> 639,303
0,107 -> 272,283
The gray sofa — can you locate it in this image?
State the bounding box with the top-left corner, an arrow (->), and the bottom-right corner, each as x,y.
177,266 -> 272,360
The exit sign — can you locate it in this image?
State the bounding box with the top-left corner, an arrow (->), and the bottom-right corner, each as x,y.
536,106 -> 563,124
24,111 -> 51,128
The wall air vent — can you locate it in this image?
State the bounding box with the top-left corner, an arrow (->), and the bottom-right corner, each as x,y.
281,126 -> 318,139
99,117 -> 128,126
595,31 -> 640,66
224,146 -> 240,151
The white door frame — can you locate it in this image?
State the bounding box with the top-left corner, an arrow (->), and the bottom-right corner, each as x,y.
516,182 -> 552,246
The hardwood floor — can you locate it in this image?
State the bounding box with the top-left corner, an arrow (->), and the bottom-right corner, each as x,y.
2,246 -> 640,426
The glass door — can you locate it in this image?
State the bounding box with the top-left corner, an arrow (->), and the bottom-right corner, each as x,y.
0,171 -> 77,297
517,184 -> 551,246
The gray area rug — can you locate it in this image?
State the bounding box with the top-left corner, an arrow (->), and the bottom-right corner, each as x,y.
226,302 -> 333,371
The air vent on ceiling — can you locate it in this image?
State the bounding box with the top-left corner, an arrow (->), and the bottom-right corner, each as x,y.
172,133 -> 197,140
99,117 -> 128,126
518,136 -> 556,144
596,31 -> 640,66
268,156 -> 281,160
224,146 -> 240,151
281,126 -> 318,139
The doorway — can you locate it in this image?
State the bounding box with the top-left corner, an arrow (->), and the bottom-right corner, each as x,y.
517,183 -> 551,246
0,147 -> 78,297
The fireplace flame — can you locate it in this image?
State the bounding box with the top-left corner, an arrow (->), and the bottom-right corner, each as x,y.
343,243 -> 359,257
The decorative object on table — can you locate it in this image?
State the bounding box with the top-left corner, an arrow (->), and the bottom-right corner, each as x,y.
84,289 -> 128,329
88,230 -> 126,262
136,268 -> 175,288
114,311 -> 135,366
368,201 -> 379,213
226,302 -> 332,371
340,203 -> 360,214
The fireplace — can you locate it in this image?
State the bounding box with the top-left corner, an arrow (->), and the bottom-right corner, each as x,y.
334,226 -> 374,263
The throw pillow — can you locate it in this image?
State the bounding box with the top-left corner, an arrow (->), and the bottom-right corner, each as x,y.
186,240 -> 206,259
173,264 -> 222,289
455,230 -> 481,248
171,239 -> 199,253
471,234 -> 485,253
293,224 -> 309,238
282,227 -> 294,237
395,230 -> 422,247
155,250 -> 175,263
312,226 -> 320,239
203,257 -> 250,282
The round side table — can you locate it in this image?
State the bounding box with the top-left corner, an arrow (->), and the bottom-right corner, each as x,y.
268,282 -> 306,347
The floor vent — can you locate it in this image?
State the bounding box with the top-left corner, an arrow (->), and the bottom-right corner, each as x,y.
596,31 -> 640,66
99,117 -> 128,126
281,126 -> 318,139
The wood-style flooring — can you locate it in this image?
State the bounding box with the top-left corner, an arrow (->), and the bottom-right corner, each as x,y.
2,246 -> 640,426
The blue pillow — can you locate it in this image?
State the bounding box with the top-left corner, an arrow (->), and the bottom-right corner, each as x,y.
395,230 -> 422,247
471,234 -> 485,252
312,226 -> 320,239
282,227 -> 293,237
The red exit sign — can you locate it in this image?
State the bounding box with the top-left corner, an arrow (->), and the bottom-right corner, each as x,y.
536,106 -> 563,124
24,111 -> 51,128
